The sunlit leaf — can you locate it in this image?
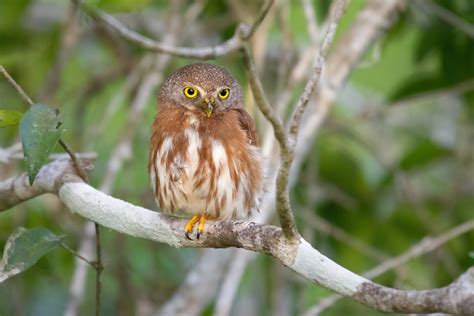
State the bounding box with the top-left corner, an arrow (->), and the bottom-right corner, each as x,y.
20,103 -> 64,185
0,227 -> 63,283
0,110 -> 23,127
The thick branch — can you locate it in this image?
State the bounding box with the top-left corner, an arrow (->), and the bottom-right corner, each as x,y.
1,160 -> 473,315
304,222 -> 474,316
57,182 -> 474,315
0,158 -> 93,210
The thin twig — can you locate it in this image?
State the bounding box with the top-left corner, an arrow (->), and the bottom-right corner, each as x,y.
58,139 -> 89,182
61,243 -> 96,266
0,66 -> 34,106
63,228 -> 104,316
73,0 -> 274,60
275,0 -> 335,119
241,44 -> 298,239
288,0 -> 347,145
241,45 -> 290,155
94,223 -> 103,316
241,0 -> 275,40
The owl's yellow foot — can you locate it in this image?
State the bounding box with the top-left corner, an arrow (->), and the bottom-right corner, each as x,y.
185,214 -> 207,240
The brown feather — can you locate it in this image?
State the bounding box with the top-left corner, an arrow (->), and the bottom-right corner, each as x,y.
233,108 -> 259,146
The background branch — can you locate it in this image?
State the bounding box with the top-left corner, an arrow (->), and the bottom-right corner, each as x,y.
288,0 -> 347,144
73,0 -> 275,60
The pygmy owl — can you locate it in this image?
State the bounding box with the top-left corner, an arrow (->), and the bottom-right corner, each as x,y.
148,63 -> 264,240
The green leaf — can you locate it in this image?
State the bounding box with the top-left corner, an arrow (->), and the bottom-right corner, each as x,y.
469,251 -> 474,259
20,103 -> 64,185
0,227 -> 63,283
0,110 -> 23,127
399,137 -> 450,170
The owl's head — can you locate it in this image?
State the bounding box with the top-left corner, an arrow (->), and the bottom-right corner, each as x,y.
158,63 -> 243,117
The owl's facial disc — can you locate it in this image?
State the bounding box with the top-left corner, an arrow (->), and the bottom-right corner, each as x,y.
202,95 -> 216,118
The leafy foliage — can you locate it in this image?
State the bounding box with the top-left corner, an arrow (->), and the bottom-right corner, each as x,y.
0,227 -> 63,283
19,103 -> 64,185
390,0 -> 474,101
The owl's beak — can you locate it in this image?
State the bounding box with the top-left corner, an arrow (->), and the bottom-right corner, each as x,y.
202,96 -> 216,118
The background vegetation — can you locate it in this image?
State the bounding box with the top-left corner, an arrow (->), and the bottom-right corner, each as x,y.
0,0 -> 473,315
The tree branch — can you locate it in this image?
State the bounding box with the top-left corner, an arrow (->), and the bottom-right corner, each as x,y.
288,0 -> 347,145
0,158 -> 93,211
244,0 -> 348,240
73,0 -> 275,60
303,220 -> 474,315
241,44 -> 298,239
0,66 -> 34,106
1,159 -> 473,315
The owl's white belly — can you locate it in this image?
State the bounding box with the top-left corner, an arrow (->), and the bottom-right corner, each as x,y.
150,128 -> 261,220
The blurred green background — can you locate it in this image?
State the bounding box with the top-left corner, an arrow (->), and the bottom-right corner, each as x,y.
0,0 -> 473,315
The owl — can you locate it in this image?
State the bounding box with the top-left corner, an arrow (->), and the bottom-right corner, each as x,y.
148,63 -> 264,240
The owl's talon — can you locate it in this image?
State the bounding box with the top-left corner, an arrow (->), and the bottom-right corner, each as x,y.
184,214 -> 207,241
185,231 -> 194,241
184,215 -> 200,240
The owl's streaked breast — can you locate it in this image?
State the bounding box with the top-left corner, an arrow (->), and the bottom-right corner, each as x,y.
149,107 -> 263,220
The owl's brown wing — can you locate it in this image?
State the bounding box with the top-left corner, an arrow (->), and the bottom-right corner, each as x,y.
234,108 -> 258,146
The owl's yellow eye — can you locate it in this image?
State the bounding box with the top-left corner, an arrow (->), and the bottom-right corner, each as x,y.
218,88 -> 230,100
183,86 -> 198,99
